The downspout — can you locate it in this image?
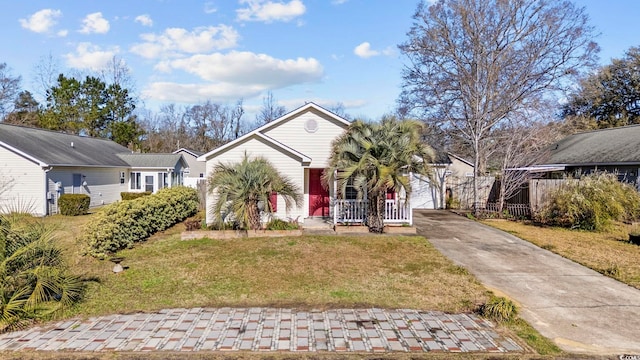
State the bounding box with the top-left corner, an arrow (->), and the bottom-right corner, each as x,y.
43,166 -> 53,216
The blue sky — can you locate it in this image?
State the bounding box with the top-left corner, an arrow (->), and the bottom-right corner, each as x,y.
1,0 -> 639,120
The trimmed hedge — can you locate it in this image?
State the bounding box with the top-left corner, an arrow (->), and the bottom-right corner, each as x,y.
82,186 -> 199,258
59,194 -> 90,216
121,191 -> 151,200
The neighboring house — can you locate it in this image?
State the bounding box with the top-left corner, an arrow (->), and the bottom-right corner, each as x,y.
198,102 -> 445,226
528,125 -> 640,186
117,153 -> 188,193
173,148 -> 206,188
0,124 -> 186,216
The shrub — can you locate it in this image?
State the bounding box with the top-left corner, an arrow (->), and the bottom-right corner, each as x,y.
265,218 -> 300,230
536,173 -> 640,231
121,192 -> 151,200
0,213 -> 84,332
58,194 -> 90,216
480,296 -> 518,323
82,186 -> 199,258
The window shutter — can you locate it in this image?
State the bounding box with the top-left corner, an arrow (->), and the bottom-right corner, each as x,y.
269,192 -> 278,212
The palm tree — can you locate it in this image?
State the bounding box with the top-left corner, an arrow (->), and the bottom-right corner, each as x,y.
324,117 -> 435,233
0,213 -> 84,332
208,152 -> 303,230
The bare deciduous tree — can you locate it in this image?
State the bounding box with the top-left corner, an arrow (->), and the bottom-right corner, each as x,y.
399,0 -> 598,213
31,53 -> 60,101
256,91 -> 286,125
0,63 -> 21,120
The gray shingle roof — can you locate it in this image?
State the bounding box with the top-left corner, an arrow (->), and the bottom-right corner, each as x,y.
173,148 -> 204,157
544,125 -> 640,165
117,153 -> 185,168
0,124 -> 131,167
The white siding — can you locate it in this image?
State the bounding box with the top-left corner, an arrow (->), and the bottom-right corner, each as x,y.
410,173 -> 441,210
0,146 -> 46,216
262,108 -> 348,168
205,136 -> 304,225
48,167 -> 128,213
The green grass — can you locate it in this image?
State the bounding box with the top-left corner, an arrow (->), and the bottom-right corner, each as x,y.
49,215 -> 488,318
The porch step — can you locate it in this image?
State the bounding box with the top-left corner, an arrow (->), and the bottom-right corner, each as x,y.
302,217 -> 334,231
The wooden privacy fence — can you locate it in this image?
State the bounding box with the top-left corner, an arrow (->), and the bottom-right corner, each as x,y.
529,179 -> 576,213
448,176 -> 495,209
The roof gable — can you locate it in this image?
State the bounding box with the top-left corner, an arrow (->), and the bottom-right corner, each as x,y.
0,124 -> 131,167
198,102 -> 350,162
173,148 -> 204,158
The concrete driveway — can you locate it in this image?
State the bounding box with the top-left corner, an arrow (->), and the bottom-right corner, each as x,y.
414,210 -> 640,355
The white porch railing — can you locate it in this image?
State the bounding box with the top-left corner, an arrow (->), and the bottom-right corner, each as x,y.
334,199 -> 412,225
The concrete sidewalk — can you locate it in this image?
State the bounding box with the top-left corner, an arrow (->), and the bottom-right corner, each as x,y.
414,210 -> 640,355
0,308 -> 523,353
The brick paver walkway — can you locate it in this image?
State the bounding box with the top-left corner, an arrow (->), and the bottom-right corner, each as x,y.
0,308 -> 523,353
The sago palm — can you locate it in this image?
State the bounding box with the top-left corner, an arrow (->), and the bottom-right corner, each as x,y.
324,117 -> 434,232
0,213 -> 84,332
208,153 -> 303,230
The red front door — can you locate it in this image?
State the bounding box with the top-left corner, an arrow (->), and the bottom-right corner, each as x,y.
309,169 -> 329,217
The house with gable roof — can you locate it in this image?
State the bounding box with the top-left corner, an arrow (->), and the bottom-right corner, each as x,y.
0,124 -> 187,216
526,125 -> 640,186
198,102 -> 448,226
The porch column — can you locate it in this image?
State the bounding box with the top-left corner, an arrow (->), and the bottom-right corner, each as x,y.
409,172 -> 413,225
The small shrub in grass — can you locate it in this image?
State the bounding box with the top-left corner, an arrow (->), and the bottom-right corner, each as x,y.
121,192 -> 151,200
58,194 -> 90,216
536,173 -> 640,231
82,186 -> 199,258
480,296 -> 518,323
265,218 -> 300,230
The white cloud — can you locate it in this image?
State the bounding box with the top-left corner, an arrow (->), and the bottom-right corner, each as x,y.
130,25 -> 239,59
144,51 -> 324,103
19,9 -> 62,34
331,0 -> 348,4
204,2 -> 218,14
80,12 -> 110,34
162,51 -> 322,85
57,29 -> 69,37
237,0 -> 306,23
64,43 -> 119,70
135,14 -> 153,27
354,42 -> 379,58
144,82 -> 265,103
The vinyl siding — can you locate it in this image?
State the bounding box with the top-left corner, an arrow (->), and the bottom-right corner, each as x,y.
178,151 -> 206,178
0,146 -> 46,216
262,108 -> 348,168
410,173 -> 441,210
48,167 -> 128,212
205,136 -> 304,225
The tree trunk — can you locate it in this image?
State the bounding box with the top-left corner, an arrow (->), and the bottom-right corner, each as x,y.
498,175 -> 506,216
473,140 -> 480,216
366,192 -> 385,233
247,201 -> 261,230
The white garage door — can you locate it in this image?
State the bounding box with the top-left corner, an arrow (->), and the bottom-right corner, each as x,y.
409,173 -> 441,210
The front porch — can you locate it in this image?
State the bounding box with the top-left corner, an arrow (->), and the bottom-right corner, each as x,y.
333,199 -> 412,225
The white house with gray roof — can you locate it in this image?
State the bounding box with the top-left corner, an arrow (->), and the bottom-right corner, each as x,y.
198,102 -> 445,227
0,124 -> 187,216
173,148 -> 206,188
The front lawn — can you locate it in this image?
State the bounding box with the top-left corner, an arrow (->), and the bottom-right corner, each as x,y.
50,215 -> 488,317
483,220 -> 640,289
